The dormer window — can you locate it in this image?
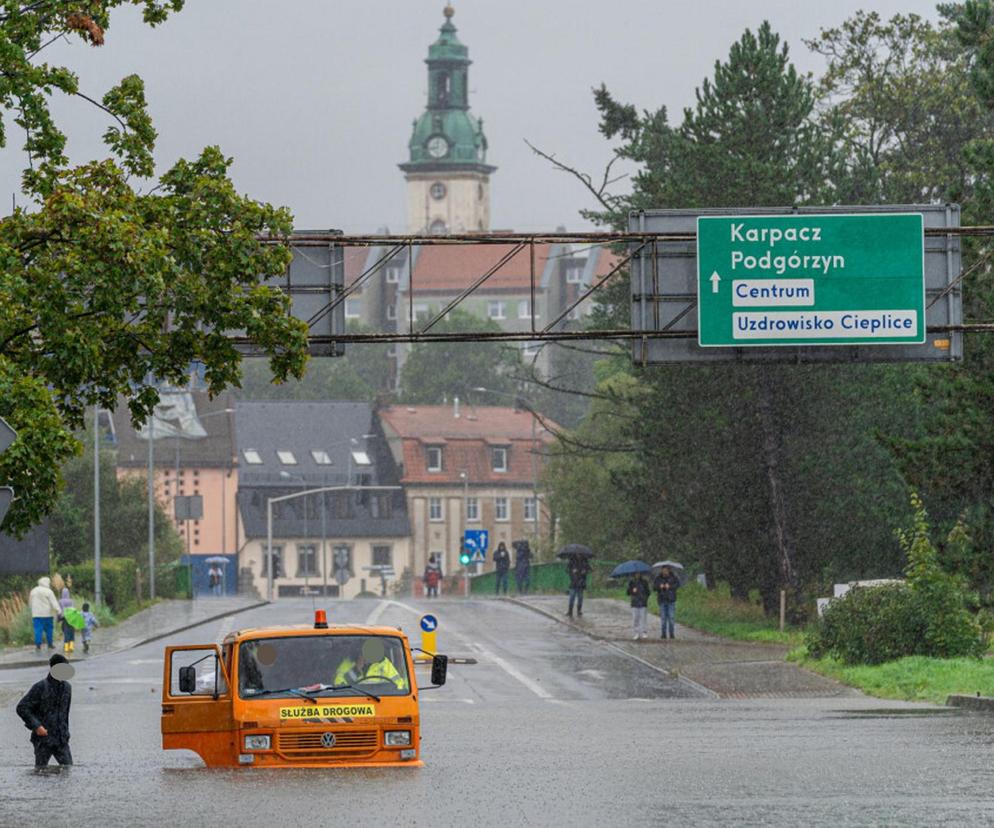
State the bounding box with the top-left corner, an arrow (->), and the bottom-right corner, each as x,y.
242,449 -> 262,465
427,446 -> 443,472
491,446 -> 508,473
311,450 -> 332,465
277,450 -> 297,465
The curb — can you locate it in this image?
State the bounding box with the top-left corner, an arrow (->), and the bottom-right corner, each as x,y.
946,694 -> 994,712
502,596 -> 720,698
500,596 -> 614,641
0,599 -> 268,671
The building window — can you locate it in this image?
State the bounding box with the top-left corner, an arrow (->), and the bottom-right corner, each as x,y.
429,219 -> 447,236
426,446 -> 443,472
491,446 -> 508,472
495,496 -> 509,521
567,306 -> 582,321
277,450 -> 297,465
522,340 -> 541,358
524,497 -> 537,521
345,299 -> 362,319
372,545 -> 392,567
478,182 -> 484,201
296,544 -> 319,577
386,266 -> 401,284
264,546 -> 284,578
487,301 -> 506,320
386,304 -> 397,321
566,265 -> 584,284
518,299 -> 531,319
429,497 -> 443,521
466,497 -> 479,522
332,545 -> 353,577
311,450 -> 332,465
413,303 -> 429,321
430,181 -> 447,200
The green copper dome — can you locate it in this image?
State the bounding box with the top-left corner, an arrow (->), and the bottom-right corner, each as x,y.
400,6 -> 495,174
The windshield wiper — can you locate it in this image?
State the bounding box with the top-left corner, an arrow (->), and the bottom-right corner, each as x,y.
316,683 -> 381,703
245,686 -> 319,700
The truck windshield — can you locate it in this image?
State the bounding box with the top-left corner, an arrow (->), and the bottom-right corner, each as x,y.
238,635 -> 411,699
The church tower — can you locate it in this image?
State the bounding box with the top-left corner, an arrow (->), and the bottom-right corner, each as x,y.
400,5 -> 495,234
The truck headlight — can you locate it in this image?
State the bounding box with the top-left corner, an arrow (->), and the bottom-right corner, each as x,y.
244,734 -> 271,751
384,730 -> 411,746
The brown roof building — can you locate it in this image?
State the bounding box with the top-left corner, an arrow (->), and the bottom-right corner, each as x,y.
378,402 -> 557,593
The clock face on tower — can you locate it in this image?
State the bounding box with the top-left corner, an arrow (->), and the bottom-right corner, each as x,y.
426,136 -> 449,159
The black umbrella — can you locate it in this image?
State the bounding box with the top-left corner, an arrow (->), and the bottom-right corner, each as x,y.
556,544 -> 594,559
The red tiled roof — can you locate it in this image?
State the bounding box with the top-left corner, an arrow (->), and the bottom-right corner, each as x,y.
409,244 -> 554,293
344,247 -> 372,287
594,247 -> 623,278
379,405 -> 557,485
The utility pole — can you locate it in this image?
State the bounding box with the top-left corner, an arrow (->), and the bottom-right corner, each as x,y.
94,406 -> 102,606
146,414 -> 157,601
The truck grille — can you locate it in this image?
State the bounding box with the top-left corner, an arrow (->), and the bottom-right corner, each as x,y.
277,730 -> 378,759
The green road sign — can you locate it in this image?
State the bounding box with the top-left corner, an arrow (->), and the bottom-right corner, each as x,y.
697,213 -> 925,347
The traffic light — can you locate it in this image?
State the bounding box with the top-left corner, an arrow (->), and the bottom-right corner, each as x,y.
459,550 -> 471,566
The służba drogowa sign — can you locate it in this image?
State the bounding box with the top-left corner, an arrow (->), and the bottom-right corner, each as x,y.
696,213 -> 925,347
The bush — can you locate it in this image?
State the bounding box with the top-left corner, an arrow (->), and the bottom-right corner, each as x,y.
807,584 -> 928,664
808,493 -> 990,664
63,557 -> 139,613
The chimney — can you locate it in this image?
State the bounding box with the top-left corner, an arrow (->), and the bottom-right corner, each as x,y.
453,396 -> 460,418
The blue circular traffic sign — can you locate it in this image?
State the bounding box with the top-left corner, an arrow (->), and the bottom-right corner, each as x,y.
420,614 -> 438,632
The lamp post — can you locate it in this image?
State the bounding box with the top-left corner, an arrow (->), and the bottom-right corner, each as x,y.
93,406 -> 102,607
146,405 -> 233,600
472,387 -> 541,542
266,485 -> 400,602
279,470 -> 310,594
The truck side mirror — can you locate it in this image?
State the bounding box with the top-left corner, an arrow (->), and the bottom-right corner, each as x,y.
178,665 -> 197,694
430,654 -> 448,687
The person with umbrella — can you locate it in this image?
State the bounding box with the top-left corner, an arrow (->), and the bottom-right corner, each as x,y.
653,562 -> 683,639
559,544 -> 593,618
610,560 -> 652,639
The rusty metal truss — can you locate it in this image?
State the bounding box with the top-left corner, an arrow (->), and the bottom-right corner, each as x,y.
240,227 -> 994,352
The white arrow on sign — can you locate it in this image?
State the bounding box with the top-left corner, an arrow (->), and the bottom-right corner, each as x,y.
710,271 -> 722,294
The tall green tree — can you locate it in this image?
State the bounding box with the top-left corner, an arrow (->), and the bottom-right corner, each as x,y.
397,310 -> 521,404
49,423 -> 183,567
548,22 -> 928,612
0,2 -> 309,534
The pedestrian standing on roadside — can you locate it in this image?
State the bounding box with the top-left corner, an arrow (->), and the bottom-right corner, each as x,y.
29,577 -> 62,653
424,554 -> 442,599
654,565 -> 680,639
208,564 -> 224,597
16,654 -> 74,768
80,603 -> 99,654
59,588 -> 75,654
566,554 -> 591,618
627,573 -> 650,639
493,542 -> 511,595
514,540 -> 532,595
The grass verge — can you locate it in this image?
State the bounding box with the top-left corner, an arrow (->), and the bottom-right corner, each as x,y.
585,581 -> 806,646
791,648 -> 994,704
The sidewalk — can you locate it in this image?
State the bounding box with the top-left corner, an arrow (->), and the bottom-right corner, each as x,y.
508,595 -> 855,699
0,595 -> 265,669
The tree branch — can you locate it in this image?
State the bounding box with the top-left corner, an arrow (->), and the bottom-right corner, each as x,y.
523,139 -> 626,214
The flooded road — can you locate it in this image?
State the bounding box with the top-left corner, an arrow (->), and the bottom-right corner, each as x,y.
1,598 -> 992,826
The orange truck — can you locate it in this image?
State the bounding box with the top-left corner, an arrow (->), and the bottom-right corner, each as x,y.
161,610 -> 447,768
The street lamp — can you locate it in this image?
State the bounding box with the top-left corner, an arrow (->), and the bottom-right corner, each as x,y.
146,405 -> 233,600
266,484 -> 400,602
279,470 -> 310,594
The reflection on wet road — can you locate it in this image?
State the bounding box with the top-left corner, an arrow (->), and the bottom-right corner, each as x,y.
1,598 -> 993,826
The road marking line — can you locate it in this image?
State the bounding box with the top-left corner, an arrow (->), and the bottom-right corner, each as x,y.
422,697 -> 475,704
469,641 -> 552,700
365,600 -> 390,626
383,599 -> 555,700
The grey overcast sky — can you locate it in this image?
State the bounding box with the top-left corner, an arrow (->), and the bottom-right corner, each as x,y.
0,1 -> 946,232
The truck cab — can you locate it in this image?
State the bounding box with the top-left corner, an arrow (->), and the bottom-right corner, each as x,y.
161,610 -> 446,768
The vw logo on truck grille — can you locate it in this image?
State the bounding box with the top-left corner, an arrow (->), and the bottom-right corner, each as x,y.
321,732 -> 337,749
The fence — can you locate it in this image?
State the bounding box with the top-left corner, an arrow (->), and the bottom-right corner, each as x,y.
470,561 -> 621,595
